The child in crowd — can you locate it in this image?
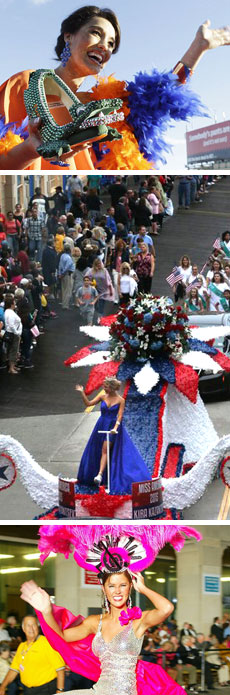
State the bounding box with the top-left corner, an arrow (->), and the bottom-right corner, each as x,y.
75,275 -> 98,326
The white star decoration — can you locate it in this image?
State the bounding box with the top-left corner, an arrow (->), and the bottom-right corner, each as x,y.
70,351 -> 110,368
134,361 -> 160,395
80,326 -> 110,341
179,351 -> 223,373
190,326 -> 230,341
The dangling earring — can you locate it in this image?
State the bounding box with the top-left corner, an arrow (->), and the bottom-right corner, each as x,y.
127,594 -> 132,609
60,41 -> 71,67
103,594 -> 110,613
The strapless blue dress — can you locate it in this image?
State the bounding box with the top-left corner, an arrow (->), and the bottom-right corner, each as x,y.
77,400 -> 151,494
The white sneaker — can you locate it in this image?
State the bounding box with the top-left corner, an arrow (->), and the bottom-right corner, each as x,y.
94,473 -> 102,485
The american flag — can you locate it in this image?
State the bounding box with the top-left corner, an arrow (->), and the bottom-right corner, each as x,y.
186,278 -> 201,295
166,266 -> 184,287
200,261 -> 207,275
213,236 -> 221,250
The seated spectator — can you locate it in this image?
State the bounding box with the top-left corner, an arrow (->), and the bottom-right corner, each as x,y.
140,636 -> 157,663
75,275 -> 98,326
6,616 -> 22,643
0,623 -> 10,643
158,623 -> 170,644
177,636 -> 198,691
0,615 -> 65,695
0,642 -> 10,686
195,633 -> 214,689
206,635 -> 229,686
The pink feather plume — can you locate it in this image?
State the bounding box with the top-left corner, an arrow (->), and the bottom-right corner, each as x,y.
38,525 -> 201,572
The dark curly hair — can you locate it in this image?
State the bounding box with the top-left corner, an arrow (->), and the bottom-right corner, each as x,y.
55,5 -> 120,59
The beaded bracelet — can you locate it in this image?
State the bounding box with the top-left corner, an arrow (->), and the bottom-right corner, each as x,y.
172,61 -> 193,84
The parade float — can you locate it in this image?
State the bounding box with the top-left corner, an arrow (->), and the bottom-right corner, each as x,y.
1,295 -> 230,519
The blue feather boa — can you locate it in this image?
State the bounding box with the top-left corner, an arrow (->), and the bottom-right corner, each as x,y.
0,115 -> 29,140
126,69 -> 207,164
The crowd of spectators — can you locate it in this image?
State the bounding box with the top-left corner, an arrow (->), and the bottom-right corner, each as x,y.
172,236 -> 230,314
177,175 -> 216,211
0,174 -> 228,379
1,612 -> 230,694
0,175 -> 174,376
141,615 -> 230,692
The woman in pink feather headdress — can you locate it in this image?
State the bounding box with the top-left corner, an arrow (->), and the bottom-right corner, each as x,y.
20,524 -> 201,695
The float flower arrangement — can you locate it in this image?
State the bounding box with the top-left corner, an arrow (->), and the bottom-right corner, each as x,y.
109,296 -> 191,363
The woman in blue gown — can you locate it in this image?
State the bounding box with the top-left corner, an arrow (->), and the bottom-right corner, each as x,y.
75,376 -> 150,494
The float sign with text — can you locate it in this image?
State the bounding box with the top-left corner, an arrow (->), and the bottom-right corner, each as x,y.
132,478 -> 164,519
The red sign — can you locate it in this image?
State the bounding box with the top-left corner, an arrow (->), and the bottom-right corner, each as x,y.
132,478 -> 164,519
186,120 -> 230,164
58,477 -> 77,516
84,570 -> 100,586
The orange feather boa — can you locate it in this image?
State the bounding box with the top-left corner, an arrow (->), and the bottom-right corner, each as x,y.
90,76 -> 154,170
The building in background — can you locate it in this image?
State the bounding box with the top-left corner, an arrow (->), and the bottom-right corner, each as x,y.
0,526 -> 230,635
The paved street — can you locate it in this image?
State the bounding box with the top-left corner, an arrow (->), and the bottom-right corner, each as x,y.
1,176 -> 230,519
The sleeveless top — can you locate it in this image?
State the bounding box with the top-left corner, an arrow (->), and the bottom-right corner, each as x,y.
91,615 -> 143,695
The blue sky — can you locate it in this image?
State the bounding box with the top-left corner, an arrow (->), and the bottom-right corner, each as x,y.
1,0 -> 230,168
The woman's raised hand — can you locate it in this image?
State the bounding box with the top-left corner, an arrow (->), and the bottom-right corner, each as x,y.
196,19 -> 230,51
75,384 -> 84,392
131,572 -> 146,593
20,580 -> 52,614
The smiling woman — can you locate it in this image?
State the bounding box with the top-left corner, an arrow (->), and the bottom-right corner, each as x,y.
0,6 -> 230,170
18,525 -> 201,695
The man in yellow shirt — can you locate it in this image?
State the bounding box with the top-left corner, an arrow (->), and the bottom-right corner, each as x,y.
0,615 -> 65,695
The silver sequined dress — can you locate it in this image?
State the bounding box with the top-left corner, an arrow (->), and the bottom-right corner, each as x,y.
65,615 -> 143,695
